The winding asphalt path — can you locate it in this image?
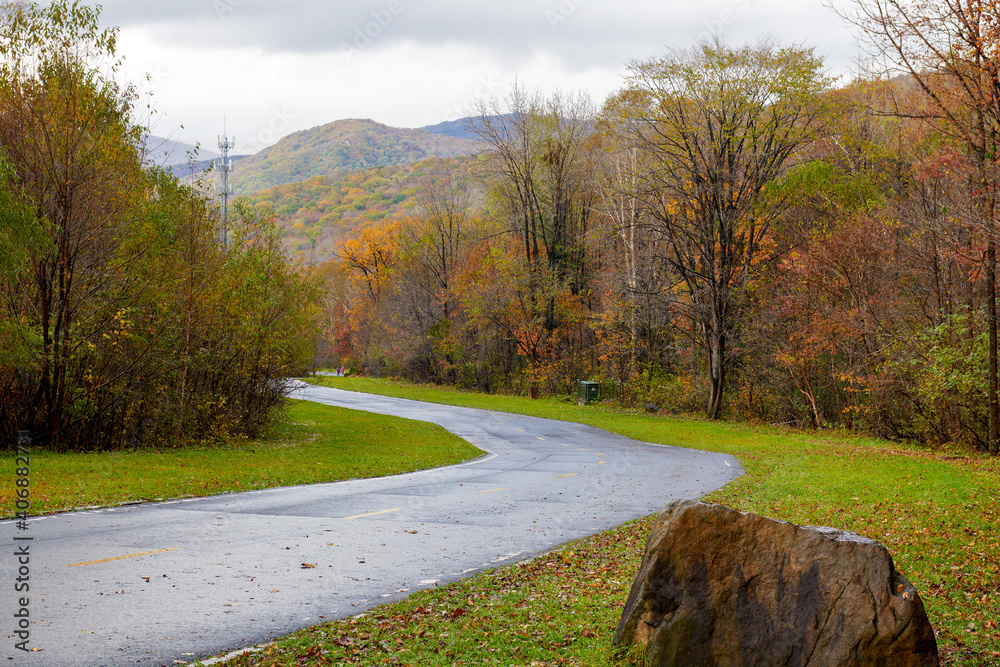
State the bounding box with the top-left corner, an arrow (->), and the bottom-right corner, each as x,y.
2,383 -> 742,666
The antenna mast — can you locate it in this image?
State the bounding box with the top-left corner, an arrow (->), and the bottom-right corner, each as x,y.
218,123 -> 235,248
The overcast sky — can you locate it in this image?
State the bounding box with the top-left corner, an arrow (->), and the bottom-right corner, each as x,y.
93,0 -> 860,155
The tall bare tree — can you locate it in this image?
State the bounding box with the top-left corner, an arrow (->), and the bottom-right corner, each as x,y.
401,160 -> 480,324
593,90 -> 664,380
469,86 -> 595,342
624,39 -> 829,419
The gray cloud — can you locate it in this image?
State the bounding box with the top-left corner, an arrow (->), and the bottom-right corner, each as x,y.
94,1 -> 846,71
90,0 -> 857,147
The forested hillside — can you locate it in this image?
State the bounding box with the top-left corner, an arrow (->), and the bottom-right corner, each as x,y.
230,119 -> 482,194
240,156 -> 485,263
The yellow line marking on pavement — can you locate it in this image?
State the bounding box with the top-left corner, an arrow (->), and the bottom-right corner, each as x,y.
478,488 -> 508,494
342,508 -> 402,520
598,461 -> 606,465
537,437 -> 547,441
515,428 -> 524,432
67,548 -> 180,567
559,443 -> 570,447
555,473 -> 578,479
578,448 -> 588,451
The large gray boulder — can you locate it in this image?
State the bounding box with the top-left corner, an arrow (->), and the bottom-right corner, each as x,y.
614,500 -> 939,666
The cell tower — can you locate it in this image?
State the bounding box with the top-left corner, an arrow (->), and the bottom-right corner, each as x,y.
218,126 -> 235,248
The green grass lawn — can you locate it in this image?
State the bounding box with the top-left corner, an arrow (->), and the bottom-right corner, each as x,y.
205,376 -> 1000,666
0,398 -> 482,517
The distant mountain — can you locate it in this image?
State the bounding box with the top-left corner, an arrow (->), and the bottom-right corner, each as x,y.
229,119 -> 483,195
420,118 -> 479,141
420,115 -> 514,141
143,135 -> 219,168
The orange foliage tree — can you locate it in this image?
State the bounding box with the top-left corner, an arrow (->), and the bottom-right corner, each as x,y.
841,0 -> 1000,451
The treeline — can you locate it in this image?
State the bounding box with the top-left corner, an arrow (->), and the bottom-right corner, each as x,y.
0,2 -> 318,452
325,17 -> 1000,454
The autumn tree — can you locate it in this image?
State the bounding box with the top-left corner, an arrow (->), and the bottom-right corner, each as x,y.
210,200 -> 320,431
0,1 -> 319,451
840,0 -> 1000,453
399,161 -> 481,325
0,155 -> 45,414
0,0 -> 149,449
470,87 -> 596,340
391,163 -> 489,382
593,89 -> 693,385
593,90 -> 652,379
335,217 -> 402,371
623,38 -> 830,419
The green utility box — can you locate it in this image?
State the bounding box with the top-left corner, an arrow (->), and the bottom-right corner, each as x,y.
578,380 -> 600,404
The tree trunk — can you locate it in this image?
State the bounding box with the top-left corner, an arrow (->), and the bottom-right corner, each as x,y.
801,369 -> 822,428
989,235 -> 998,454
707,329 -> 725,420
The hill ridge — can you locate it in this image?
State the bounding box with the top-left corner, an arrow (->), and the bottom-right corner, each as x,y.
230,118 -> 482,194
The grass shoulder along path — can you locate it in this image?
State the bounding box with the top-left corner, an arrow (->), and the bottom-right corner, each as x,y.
0,398 -> 482,518
203,376 -> 999,666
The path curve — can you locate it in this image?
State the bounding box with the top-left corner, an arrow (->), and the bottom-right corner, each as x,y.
1,383 -> 742,666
